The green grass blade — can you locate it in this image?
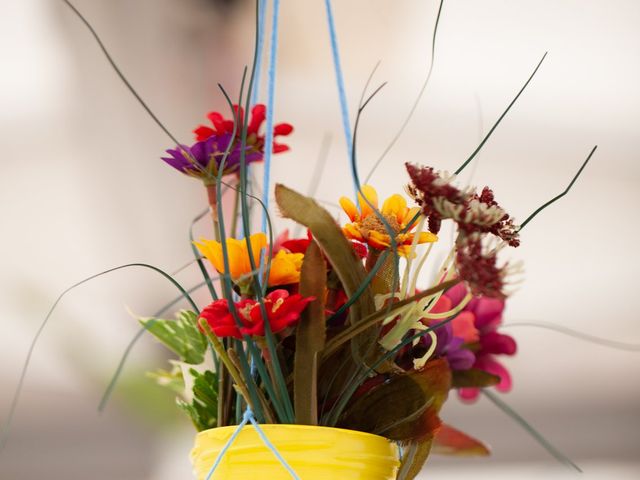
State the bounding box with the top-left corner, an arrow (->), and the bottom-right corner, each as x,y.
365,0 -> 445,183
518,146 -> 597,231
1,263 -> 198,452
455,52 -> 548,175
482,390 -> 581,471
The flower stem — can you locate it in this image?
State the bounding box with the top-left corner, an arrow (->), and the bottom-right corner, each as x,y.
206,183 -> 221,240
199,319 -> 255,414
230,178 -> 242,238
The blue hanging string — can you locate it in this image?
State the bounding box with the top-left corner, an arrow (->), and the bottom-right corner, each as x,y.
244,0 -> 267,239
205,409 -> 252,480
255,0 -> 280,305
247,413 -> 300,479
251,0 -> 267,105
323,0 -> 358,200
205,408 -> 300,480
260,0 -> 281,234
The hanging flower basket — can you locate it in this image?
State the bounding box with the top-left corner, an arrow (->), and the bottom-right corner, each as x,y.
191,425 -> 400,480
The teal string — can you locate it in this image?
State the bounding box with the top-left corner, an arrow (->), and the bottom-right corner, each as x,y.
205,408 -> 300,480
324,0 -> 358,199
260,0 -> 281,234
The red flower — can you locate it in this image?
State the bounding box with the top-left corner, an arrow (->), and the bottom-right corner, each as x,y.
199,289 -> 314,339
194,104 -> 293,155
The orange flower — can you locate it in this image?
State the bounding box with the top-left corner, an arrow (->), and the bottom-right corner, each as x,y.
194,233 -> 303,288
339,185 -> 438,256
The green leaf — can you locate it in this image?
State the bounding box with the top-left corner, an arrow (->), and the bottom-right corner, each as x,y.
452,368 -> 500,389
177,369 -> 218,431
432,423 -> 490,456
146,366 -> 185,395
140,310 -> 207,365
294,241 -> 327,425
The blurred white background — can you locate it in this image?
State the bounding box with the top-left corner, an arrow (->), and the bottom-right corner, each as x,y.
0,0 -> 638,478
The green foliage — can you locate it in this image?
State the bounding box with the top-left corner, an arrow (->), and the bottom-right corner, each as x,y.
177,369 -> 218,432
140,310 -> 207,365
146,365 -> 186,395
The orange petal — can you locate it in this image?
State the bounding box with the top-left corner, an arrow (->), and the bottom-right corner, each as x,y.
339,196 -> 359,222
343,223 -> 364,241
194,238 -> 226,274
382,194 -> 407,224
225,238 -> 248,280
357,185 -> 378,219
368,230 -> 391,250
268,251 -> 303,286
243,233 -> 267,274
402,207 -> 422,229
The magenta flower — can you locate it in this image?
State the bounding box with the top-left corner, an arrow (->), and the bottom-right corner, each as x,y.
443,283 -> 517,402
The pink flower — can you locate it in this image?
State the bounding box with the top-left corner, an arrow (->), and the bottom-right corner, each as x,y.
444,283 -> 517,402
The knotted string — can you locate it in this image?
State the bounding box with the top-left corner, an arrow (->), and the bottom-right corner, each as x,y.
205,408 -> 300,480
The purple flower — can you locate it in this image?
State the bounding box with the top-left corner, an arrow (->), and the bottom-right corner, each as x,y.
419,306 -> 476,371
161,133 -> 262,179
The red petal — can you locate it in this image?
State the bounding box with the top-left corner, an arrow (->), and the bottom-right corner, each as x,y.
206,112 -> 225,132
274,123 -> 293,136
273,143 -> 290,153
351,241 -> 368,258
249,104 -> 266,134
281,238 -> 311,254
194,125 -> 215,141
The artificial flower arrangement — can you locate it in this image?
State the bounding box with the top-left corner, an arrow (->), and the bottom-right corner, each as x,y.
1,1 -> 600,479
146,94 -> 590,479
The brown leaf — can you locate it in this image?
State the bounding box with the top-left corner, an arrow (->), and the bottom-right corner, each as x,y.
294,241 -> 326,425
452,368 -> 500,389
338,359 -> 451,442
397,440 -> 434,480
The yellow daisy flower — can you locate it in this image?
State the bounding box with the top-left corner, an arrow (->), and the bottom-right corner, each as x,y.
339,185 -> 438,256
194,233 -> 303,287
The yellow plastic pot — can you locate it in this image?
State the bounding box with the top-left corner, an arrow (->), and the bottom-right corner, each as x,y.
191,424 -> 400,479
